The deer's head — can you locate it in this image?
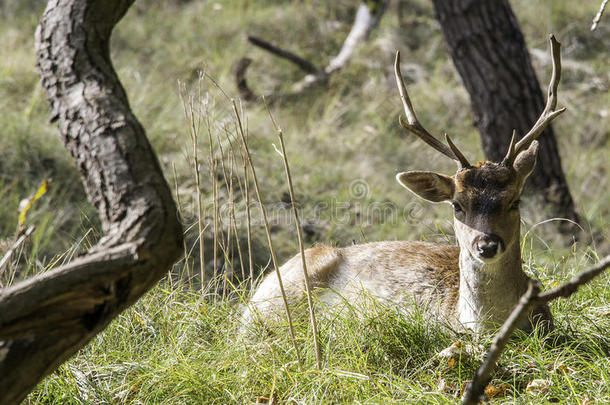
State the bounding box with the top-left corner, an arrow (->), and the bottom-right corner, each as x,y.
394,36 -> 565,263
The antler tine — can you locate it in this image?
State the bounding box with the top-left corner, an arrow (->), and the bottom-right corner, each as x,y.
445,134 -> 471,168
508,35 -> 567,162
394,51 -> 470,169
501,130 -> 518,165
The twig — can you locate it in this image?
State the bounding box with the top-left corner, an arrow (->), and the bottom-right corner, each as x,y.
463,254 -> 610,404
231,99 -> 303,367
265,99 -> 322,369
591,0 -> 608,31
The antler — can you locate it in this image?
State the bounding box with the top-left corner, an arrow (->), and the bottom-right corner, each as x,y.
503,35 -> 567,165
394,51 -> 471,169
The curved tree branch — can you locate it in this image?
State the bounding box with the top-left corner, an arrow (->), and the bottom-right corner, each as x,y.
0,0 -> 183,402
236,0 -> 387,102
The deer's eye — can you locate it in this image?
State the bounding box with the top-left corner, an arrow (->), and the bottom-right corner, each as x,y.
510,199 -> 520,210
451,201 -> 464,214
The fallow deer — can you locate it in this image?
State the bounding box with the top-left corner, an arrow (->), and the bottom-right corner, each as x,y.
242,36 -> 565,334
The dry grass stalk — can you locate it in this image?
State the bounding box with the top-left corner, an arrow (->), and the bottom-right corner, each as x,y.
266,101 -> 322,369
222,150 -> 236,298
203,104 -> 220,295
169,161 -> 184,289
227,139 -> 247,282
215,130 -> 233,296
231,99 -> 303,367
0,226 -> 35,287
233,100 -> 255,289
179,84 -> 206,294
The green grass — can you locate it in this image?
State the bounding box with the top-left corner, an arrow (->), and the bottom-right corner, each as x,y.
0,0 -> 608,403
27,250 -> 610,403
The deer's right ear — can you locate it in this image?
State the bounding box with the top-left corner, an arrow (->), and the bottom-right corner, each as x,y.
396,171 -> 455,202
513,140 -> 539,180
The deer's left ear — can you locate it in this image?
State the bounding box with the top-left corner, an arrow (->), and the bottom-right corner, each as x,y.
513,140 -> 539,180
396,171 -> 455,202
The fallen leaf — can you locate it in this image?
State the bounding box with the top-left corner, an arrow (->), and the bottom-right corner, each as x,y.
485,383 -> 509,398
255,393 -> 278,404
437,341 -> 462,360
554,363 -> 568,373
437,340 -> 483,363
526,378 -> 552,392
437,378 -> 457,394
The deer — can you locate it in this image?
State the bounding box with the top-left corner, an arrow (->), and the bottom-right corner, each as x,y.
241,36 -> 565,335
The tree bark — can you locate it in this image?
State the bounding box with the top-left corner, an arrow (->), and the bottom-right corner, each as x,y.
0,0 -> 183,403
431,0 -> 582,235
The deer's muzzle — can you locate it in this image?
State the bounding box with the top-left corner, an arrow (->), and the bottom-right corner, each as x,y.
474,233 -> 504,260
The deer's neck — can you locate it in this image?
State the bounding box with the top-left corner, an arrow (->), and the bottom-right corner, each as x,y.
456,241 -> 530,332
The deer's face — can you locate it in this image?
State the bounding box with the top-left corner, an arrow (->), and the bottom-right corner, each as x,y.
397,142 -> 538,263
450,164 -> 522,263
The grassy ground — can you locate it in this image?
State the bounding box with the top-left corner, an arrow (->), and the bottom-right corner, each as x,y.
1,0 -> 609,403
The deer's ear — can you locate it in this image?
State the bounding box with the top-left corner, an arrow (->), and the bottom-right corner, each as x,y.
513,140 -> 538,180
396,171 -> 455,202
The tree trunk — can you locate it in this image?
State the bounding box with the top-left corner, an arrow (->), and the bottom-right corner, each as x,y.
431,0 -> 582,236
0,0 -> 183,402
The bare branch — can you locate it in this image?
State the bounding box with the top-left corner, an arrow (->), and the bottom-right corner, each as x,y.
235,1 -> 387,102
591,0 -> 608,31
247,35 -> 320,74
463,254 -> 610,404
394,51 -> 471,169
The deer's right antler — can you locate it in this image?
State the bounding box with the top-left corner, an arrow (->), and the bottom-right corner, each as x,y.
502,35 -> 567,166
394,51 -> 471,169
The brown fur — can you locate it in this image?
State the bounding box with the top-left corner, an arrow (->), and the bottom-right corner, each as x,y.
241,241 -> 462,330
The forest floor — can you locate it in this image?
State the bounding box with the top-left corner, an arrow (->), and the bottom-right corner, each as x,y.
1,0 -> 609,403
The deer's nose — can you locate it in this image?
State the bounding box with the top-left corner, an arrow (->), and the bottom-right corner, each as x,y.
475,234 -> 504,258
